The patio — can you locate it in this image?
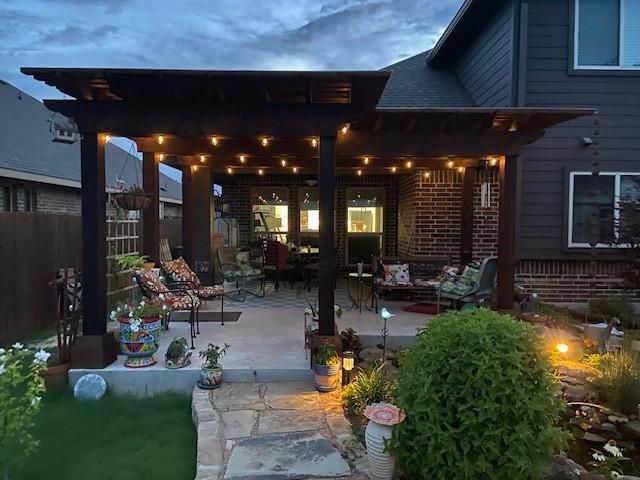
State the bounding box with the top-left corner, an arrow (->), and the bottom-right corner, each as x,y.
70,281 -> 429,395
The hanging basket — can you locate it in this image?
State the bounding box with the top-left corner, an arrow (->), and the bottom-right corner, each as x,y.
115,191 -> 153,211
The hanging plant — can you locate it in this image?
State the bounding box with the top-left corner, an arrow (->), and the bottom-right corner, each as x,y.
115,185 -> 153,211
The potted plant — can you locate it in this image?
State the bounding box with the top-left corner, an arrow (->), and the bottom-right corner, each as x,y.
115,254 -> 153,271
313,344 -> 341,392
198,343 -> 230,390
114,185 -> 153,211
112,298 -> 169,368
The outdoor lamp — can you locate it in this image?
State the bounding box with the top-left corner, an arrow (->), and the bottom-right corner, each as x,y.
556,343 -> 569,354
342,351 -> 355,385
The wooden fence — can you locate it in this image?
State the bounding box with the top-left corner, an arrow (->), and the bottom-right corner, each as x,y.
0,212 -> 182,342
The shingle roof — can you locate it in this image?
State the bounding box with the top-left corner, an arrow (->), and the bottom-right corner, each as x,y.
377,50 -> 475,108
0,79 -> 181,201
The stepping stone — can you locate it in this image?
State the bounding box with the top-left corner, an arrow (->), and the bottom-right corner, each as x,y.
258,410 -> 325,434
264,382 -> 320,411
222,410 -> 257,439
225,432 -> 351,479
212,383 -> 265,411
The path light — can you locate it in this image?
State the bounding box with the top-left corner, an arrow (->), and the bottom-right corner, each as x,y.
211,136 -> 218,146
556,343 -> 569,354
157,135 -> 164,145
239,155 -> 246,163
342,351 -> 355,385
104,134 -> 111,144
261,137 -> 269,147
311,138 -> 318,148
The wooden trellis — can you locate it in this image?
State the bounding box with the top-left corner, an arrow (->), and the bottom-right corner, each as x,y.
106,218 -> 139,305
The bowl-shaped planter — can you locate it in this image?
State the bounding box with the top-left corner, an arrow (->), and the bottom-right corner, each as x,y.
119,316 -> 162,368
115,191 -> 153,211
198,365 -> 223,389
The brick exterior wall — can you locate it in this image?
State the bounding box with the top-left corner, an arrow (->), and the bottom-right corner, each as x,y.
219,174 -> 398,267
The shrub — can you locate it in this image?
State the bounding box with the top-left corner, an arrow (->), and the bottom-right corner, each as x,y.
389,309 -> 566,480
586,351 -> 640,414
589,296 -> 637,328
342,364 -> 395,415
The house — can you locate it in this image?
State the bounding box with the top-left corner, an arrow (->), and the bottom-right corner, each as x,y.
0,80 -> 183,218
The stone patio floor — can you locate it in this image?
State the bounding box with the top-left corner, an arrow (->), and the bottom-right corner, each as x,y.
192,381 -> 370,480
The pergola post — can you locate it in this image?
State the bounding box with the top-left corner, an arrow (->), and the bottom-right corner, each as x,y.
318,135 -> 336,336
460,167 -> 475,266
142,152 -> 160,263
192,166 -> 213,280
182,165 -> 195,265
497,155 -> 519,311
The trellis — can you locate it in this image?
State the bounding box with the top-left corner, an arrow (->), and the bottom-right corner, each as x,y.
106,216 -> 139,306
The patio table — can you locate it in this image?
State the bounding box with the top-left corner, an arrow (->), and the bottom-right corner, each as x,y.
346,272 -> 373,314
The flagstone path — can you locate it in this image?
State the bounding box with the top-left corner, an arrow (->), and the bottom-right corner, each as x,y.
191,382 -> 371,480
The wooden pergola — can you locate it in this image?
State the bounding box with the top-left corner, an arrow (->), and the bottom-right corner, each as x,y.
23,67 -> 592,367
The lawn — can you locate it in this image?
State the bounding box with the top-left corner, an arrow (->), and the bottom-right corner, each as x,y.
15,390 -> 196,480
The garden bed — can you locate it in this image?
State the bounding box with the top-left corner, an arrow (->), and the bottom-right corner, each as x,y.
14,391 -> 196,480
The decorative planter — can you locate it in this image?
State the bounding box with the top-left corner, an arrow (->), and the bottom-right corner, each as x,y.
198,366 -> 223,389
119,316 -> 162,368
115,192 -> 153,211
365,420 -> 395,480
313,363 -> 340,392
40,361 -> 71,388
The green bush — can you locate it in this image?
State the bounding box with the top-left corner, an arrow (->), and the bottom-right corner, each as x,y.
586,351 -> 640,414
590,296 -> 637,328
342,364 -> 395,415
389,309 -> 566,480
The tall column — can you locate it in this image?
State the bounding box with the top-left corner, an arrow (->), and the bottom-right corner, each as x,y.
318,136 -> 336,336
182,164 -> 195,265
142,152 -> 160,263
460,167 -> 475,266
81,133 -> 107,336
192,166 -> 213,281
497,155 -> 518,311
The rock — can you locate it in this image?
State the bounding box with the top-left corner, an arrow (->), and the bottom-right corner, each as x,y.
617,477 -> 640,480
257,409 -> 325,435
593,422 -> 622,439
620,420 -> 640,439
221,410 -> 257,439
564,384 -> 593,403
582,432 -> 607,442
544,454 -> 586,480
73,374 -> 107,400
609,414 -> 630,424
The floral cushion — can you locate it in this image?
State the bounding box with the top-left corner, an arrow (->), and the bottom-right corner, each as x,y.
197,285 -> 224,298
162,257 -> 201,287
379,263 -> 411,286
165,292 -> 200,310
135,269 -> 169,294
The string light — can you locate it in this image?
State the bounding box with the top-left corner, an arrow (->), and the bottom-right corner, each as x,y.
239,155 -> 246,163
104,134 -> 111,144
157,135 -> 164,145
458,166 -> 464,173
447,160 -> 454,168
258,168 -> 264,176
490,157 -> 498,167
211,136 -> 218,146
424,171 -> 430,178
363,157 -> 370,165
158,154 -> 164,161
341,125 -> 349,135
356,169 -> 362,176
311,138 -> 318,148
226,167 -> 233,174
292,167 -> 298,174
200,155 -> 206,163
261,137 -> 269,147
280,159 -> 287,167
391,166 -> 397,173
192,165 -> 199,172
405,160 -> 413,168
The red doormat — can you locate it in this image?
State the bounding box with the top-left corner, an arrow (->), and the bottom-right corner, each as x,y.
403,303 -> 448,315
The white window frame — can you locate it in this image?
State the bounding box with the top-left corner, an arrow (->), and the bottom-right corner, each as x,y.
568,171 -> 640,248
574,0 -> 640,70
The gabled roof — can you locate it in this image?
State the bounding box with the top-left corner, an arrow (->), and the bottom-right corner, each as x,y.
0,80 -> 182,202
377,51 -> 475,108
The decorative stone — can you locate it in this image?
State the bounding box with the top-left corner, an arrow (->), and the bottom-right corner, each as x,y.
73,374 -> 107,400
582,432 -> 607,443
326,414 -> 352,436
211,383 -> 264,411
620,420 -> 640,439
264,382 -> 320,410
609,414 -> 630,424
543,454 -> 587,480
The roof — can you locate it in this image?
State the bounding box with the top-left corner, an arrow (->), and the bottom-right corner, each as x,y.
427,0 -> 509,66
19,68 -> 390,107
377,50 -> 475,108
0,80 -> 182,202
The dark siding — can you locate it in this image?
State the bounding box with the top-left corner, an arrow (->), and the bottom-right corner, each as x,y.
520,0 -> 640,260
454,2 -> 514,107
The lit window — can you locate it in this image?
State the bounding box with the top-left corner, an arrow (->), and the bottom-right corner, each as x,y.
252,187 -> 289,243
346,188 -> 384,264
299,188 -> 319,233
568,172 -> 640,247
575,0 -> 640,69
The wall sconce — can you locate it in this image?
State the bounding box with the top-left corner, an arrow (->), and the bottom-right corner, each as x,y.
342,350 -> 355,385
104,134 -> 111,144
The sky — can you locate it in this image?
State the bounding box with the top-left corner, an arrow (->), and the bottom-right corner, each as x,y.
0,0 -> 462,179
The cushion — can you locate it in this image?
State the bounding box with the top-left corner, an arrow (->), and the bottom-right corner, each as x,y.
197,285 -> 224,298
382,263 -> 411,286
135,269 -> 169,294
440,280 -> 473,296
165,292 -> 200,310
162,257 -> 201,287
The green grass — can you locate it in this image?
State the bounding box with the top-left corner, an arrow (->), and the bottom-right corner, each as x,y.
15,390 -> 196,480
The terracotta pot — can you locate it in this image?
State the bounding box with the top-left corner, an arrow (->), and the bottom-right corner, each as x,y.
40,361 -> 71,388
142,262 -> 156,269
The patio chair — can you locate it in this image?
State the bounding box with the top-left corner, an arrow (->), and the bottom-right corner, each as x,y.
162,257 -> 225,306
438,256 -> 498,310
216,243 -> 266,301
133,268 -> 200,349
264,240 -> 294,291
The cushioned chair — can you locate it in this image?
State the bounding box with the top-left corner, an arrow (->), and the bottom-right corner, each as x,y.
216,243 -> 266,301
162,257 -> 224,302
264,240 -> 294,291
133,268 -> 200,348
438,256 -> 498,310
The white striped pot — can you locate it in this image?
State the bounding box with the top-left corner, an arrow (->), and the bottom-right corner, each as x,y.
365,420 -> 396,480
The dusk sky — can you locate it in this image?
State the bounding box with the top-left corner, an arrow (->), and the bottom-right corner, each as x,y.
1,0 -> 461,178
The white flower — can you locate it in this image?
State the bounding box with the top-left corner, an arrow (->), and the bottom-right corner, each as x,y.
33,349 -> 51,364
604,442 -> 623,458
158,294 -> 165,301
128,312 -> 134,318
130,321 -> 140,333
110,311 -> 117,320
592,452 -> 606,462
140,300 -> 145,307
304,307 -> 312,315
12,342 -> 24,350
0,348 -> 4,355
31,396 -> 41,406
612,472 -> 620,478
0,364 -> 5,375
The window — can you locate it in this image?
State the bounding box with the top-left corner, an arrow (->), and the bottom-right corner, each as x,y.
252,187 -> 289,243
568,172 -> 640,247
346,188 -> 384,264
2,186 -> 10,212
23,188 -> 36,212
299,188 -> 319,233
575,0 -> 640,69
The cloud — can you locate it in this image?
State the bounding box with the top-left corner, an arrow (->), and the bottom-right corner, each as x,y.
0,0 -> 461,99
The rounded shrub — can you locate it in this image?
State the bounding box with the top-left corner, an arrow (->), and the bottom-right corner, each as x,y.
389,308 -> 566,480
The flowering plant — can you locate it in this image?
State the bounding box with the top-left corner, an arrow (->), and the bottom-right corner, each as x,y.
0,343 -> 49,478
303,304 -> 343,319
590,440 -> 629,478
364,402 -> 406,426
199,343 -> 230,369
110,296 -> 171,332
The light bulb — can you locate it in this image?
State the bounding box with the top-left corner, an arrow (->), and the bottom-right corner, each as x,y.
364,157 -> 369,165
341,125 -> 348,135
258,169 -> 264,176
104,134 -> 111,144
200,155 -> 206,163
240,155 -> 246,163
159,154 -> 164,161
424,171 -> 430,178
226,167 -> 233,174
292,167 -> 298,174
458,166 -> 464,173
405,161 -> 413,168
261,137 -> 269,147
280,159 -> 287,167
447,160 -> 454,168
211,136 -> 218,146
490,157 -> 498,166
157,135 -> 164,144
311,138 -> 318,148
391,166 -> 397,173
357,169 -> 362,176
